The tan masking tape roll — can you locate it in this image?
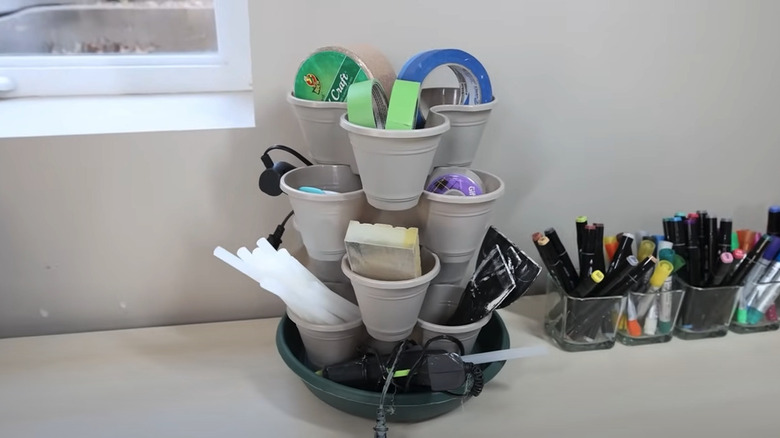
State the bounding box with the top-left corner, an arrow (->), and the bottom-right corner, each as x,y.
293,45 -> 397,102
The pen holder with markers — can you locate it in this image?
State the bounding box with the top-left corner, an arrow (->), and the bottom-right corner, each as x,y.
729,279 -> 780,334
544,275 -> 624,352
616,280 -> 685,346
674,279 -> 740,340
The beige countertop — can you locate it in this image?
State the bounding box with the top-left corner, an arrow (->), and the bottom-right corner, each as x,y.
1,295 -> 777,438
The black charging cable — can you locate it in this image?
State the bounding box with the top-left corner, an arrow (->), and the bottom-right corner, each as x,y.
266,210 -> 294,250
259,144 -> 314,197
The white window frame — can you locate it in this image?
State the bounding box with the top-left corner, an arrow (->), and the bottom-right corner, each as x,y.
0,0 -> 252,98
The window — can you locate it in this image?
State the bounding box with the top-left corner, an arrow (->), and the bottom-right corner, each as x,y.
0,0 -> 252,98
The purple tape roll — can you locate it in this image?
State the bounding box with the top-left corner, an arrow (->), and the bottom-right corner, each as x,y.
425,173 -> 483,196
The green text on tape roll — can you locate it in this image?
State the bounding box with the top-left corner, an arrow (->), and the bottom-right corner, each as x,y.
294,51 -> 369,102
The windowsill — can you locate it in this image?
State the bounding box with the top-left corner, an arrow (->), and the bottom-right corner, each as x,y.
0,92 -> 255,138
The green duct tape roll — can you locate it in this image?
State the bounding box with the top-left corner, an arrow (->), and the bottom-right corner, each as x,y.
293,45 -> 396,102
346,79 -> 389,129
385,80 -> 421,131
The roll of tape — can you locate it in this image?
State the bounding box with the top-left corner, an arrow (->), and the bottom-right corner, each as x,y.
293,45 -> 396,102
398,48 -> 493,108
385,80 -> 421,130
425,174 -> 483,196
346,79 -> 389,128
428,167 -> 484,192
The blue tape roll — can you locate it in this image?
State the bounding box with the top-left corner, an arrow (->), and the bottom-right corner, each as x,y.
398,49 -> 493,105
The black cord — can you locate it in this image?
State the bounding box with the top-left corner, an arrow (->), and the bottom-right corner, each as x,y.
264,144 -> 314,167
266,210 -> 294,250
280,210 -> 294,228
402,335 -> 465,393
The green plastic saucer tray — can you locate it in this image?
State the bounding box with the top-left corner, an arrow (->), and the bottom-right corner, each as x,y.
275,312 -> 510,422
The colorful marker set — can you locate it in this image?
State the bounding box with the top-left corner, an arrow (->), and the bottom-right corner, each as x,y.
657,208 -> 780,337
533,217 -> 679,350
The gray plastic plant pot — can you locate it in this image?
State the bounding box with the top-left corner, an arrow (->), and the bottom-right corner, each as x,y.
287,308 -> 365,370
280,165 -> 367,262
418,88 -> 496,168
418,169 -> 505,263
275,311 -> 510,422
339,112 -> 450,211
418,309 -> 492,354
341,247 -> 440,342
287,92 -> 359,173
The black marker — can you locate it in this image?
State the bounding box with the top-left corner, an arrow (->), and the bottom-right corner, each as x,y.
533,233 -> 576,294
684,219 -> 702,286
593,223 -> 606,274
592,255 -> 639,297
703,216 -> 718,285
726,235 -> 773,286
709,252 -> 734,287
717,218 -> 732,256
603,256 -> 658,297
576,216 -> 588,257
544,227 -> 580,289
606,233 -> 634,275
768,206 -> 780,237
578,225 -> 597,280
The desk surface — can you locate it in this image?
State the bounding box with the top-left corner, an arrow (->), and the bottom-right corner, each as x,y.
1,296 -> 777,438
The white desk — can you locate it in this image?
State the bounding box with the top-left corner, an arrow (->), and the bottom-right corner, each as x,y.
1,296 -> 777,438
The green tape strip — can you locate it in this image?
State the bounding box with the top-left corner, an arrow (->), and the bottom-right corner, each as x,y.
346,79 -> 388,128
385,80 -> 421,130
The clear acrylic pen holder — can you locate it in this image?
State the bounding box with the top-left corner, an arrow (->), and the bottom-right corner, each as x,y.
674,279 -> 740,340
544,274 -> 625,352
616,280 -> 685,346
729,279 -> 780,334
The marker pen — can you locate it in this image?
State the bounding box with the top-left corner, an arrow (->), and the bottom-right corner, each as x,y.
684,219 -> 702,286
747,280 -> 780,325
591,256 -> 639,298
544,227 -> 580,290
724,249 -> 745,285
575,216 -> 588,256
739,230 -> 756,253
533,234 -> 577,294
637,240 -> 656,262
717,218 -> 733,256
631,239 -> 657,292
657,265 -> 678,335
604,236 -> 618,262
640,260 -> 674,335
767,304 -> 778,322
703,216 -> 718,285
593,223 -> 606,274
635,231 -> 649,253
652,235 -> 665,256
662,218 -> 673,242
670,217 -> 686,260
658,248 -> 675,264
768,206 -> 780,237
731,232 -> 739,251
607,233 -> 634,275
584,257 -> 659,339
577,225 -> 598,280
727,235 -> 773,286
675,211 -> 687,218
729,236 -> 774,323
570,270 -> 605,299
625,295 -> 642,337
709,252 -> 734,287
657,240 -> 673,255
604,256 -> 658,297
743,241 -> 780,308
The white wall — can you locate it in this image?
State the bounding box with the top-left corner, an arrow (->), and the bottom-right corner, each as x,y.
2,0 -> 780,338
